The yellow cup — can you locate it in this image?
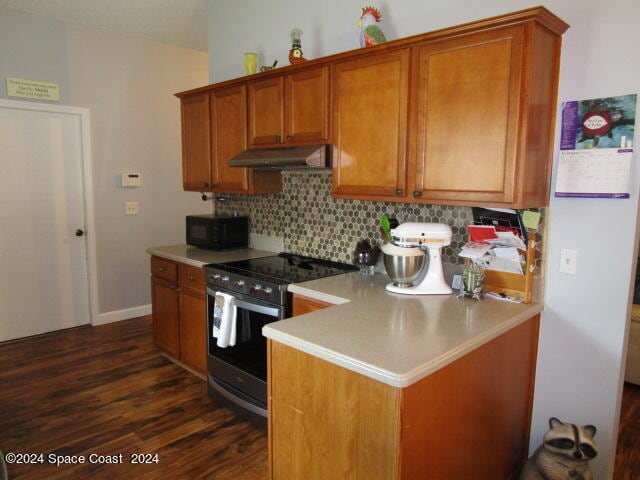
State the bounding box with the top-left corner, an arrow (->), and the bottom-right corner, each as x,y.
244,53 -> 258,75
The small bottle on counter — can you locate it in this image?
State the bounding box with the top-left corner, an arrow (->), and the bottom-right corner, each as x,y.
459,259 -> 485,300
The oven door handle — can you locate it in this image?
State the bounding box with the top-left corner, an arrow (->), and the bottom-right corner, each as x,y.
207,287 -> 281,318
233,298 -> 280,318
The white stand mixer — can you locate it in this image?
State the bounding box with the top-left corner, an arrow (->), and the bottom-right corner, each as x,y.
383,222 -> 453,295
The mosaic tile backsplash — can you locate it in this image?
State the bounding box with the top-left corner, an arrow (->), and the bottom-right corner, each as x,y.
214,171 -> 545,270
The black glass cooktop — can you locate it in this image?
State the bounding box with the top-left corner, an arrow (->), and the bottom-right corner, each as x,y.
208,253 -> 357,285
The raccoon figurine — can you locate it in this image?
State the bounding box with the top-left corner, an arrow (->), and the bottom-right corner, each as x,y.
520,417 -> 597,480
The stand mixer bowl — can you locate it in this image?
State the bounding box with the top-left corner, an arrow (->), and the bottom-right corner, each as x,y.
382,244 -> 425,287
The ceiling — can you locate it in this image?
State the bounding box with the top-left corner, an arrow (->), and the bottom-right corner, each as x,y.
0,0 -> 208,51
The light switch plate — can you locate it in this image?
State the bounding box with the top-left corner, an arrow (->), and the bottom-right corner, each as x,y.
125,201 -> 139,215
559,248 -> 578,274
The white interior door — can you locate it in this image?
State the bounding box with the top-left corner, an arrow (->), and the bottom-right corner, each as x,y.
0,102 -> 91,341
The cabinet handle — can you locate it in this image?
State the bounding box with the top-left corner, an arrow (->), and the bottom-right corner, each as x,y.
395,188 -> 403,195
275,135 -> 282,143
286,135 -> 293,142
413,190 -> 422,197
158,267 -> 166,272
176,287 -> 182,292
188,275 -> 195,281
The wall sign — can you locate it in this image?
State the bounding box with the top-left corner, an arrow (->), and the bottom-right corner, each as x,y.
6,77 -> 60,101
555,94 -> 636,199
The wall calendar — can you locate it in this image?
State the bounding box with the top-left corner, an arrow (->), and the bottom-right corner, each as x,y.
555,93 -> 636,199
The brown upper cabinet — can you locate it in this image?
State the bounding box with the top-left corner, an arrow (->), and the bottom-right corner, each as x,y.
408,22 -> 563,208
248,65 -> 330,148
331,49 -> 409,199
177,7 -> 567,207
178,87 -> 281,194
181,92 -> 211,191
210,84 -> 249,192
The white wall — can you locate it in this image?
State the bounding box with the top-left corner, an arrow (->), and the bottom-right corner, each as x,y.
0,7 -> 211,317
209,0 -> 639,477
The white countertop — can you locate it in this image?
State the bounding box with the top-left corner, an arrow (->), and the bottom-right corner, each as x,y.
146,245 -> 276,268
263,272 -> 543,388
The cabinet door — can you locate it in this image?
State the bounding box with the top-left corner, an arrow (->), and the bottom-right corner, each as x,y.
248,77 -> 284,147
285,66 -> 329,144
151,277 -> 180,358
332,49 -> 409,199
410,27 -> 524,205
181,92 -> 212,191
269,340 -> 399,479
211,85 -> 249,192
179,287 -> 206,374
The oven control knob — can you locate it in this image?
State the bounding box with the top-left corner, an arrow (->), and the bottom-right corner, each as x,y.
264,287 -> 273,295
211,274 -> 221,280
222,276 -> 229,282
235,280 -> 245,287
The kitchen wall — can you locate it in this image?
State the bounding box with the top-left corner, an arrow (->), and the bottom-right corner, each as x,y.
209,0 -> 640,477
0,7 -> 210,320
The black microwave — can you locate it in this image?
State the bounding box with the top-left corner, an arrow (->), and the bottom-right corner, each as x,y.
186,215 -> 249,250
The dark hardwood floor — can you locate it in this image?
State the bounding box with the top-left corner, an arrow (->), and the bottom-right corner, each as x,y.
615,382 -> 640,479
2,317 -> 639,479
0,316 -> 268,479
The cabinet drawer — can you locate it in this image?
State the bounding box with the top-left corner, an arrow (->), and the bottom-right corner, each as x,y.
179,264 -> 205,292
151,256 -> 178,282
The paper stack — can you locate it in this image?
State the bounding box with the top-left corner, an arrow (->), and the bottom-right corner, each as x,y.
459,225 -> 526,274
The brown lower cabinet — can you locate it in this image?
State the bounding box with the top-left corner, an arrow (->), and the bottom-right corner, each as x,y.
292,294 -> 333,316
268,312 -> 540,479
150,256 -> 206,375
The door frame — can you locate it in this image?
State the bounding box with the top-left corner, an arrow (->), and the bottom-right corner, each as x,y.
0,98 -> 99,326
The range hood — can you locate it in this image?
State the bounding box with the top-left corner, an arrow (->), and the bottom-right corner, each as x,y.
228,144 -> 330,169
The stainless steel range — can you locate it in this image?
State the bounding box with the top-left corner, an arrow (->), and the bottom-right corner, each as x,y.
204,253 -> 357,425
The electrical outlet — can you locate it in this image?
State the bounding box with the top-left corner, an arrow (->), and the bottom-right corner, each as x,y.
125,201 -> 139,215
559,248 -> 578,274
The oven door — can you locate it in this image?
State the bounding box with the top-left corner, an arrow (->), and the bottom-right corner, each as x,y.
206,285 -> 283,417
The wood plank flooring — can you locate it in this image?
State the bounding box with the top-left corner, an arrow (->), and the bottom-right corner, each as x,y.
615,382 -> 640,479
0,316 -> 268,479
1,316 -> 639,479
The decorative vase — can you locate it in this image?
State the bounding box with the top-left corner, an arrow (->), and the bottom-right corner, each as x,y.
244,53 -> 257,75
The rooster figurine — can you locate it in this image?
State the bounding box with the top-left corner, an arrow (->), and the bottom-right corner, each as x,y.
357,6 -> 386,47
288,28 -> 307,65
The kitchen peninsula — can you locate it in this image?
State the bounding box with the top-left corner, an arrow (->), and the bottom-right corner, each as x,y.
264,273 -> 542,479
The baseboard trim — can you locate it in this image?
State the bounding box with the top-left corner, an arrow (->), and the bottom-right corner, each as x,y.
93,304 -> 152,326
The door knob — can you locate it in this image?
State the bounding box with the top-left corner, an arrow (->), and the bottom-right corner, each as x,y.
75,229 -> 84,237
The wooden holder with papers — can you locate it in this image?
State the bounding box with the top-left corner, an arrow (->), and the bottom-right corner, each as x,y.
483,233 -> 536,304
